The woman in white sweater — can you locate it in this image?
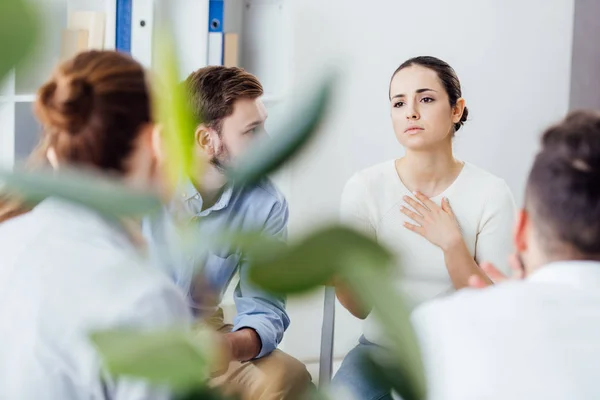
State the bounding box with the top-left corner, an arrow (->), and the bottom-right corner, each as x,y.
332,56 -> 516,399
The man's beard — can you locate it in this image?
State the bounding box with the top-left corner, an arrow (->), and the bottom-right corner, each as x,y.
210,142 -> 231,174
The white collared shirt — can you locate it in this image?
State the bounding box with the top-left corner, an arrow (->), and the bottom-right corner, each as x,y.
0,199 -> 191,399
412,260 -> 600,400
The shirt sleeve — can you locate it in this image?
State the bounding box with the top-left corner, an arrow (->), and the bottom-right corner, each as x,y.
474,180 -> 517,276
231,198 -> 291,358
106,279 -> 192,400
340,174 -> 376,238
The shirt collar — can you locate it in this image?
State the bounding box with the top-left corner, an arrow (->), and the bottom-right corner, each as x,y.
176,177 -> 234,217
528,260 -> 600,288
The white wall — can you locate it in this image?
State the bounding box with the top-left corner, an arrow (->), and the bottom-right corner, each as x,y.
570,0 -> 600,110
281,0 -> 575,377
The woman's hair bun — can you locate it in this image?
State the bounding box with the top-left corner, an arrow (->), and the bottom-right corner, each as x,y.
36,75 -> 94,135
540,110 -> 600,178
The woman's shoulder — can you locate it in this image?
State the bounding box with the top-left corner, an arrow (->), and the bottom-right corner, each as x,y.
356,159 -> 396,179
461,162 -> 512,194
459,162 -> 515,211
344,160 -> 396,192
341,160 -> 402,222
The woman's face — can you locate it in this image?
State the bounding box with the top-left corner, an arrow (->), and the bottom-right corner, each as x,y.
389,65 -> 463,151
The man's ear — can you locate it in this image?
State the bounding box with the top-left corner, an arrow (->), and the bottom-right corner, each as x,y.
514,209 -> 529,253
195,124 -> 214,156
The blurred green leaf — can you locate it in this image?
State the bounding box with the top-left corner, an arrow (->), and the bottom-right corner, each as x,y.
91,328 -> 214,391
168,223 -> 279,269
197,228 -> 281,257
345,266 -> 427,400
175,386 -> 238,400
152,15 -> 199,186
227,71 -> 337,185
248,226 -> 392,294
0,167 -> 161,218
0,0 -> 40,81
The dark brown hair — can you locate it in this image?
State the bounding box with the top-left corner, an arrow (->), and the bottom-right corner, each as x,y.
390,56 -> 468,132
0,50 -> 152,223
36,50 -> 151,171
184,66 -> 263,133
526,110 -> 600,257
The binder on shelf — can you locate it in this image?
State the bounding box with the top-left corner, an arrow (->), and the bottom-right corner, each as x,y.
130,0 -> 154,68
209,0 -> 224,34
207,33 -> 223,66
223,33 -> 239,67
67,11 -> 105,50
60,29 -> 89,61
207,0 -> 224,66
115,0 -> 132,52
104,0 -> 117,50
116,0 -> 154,68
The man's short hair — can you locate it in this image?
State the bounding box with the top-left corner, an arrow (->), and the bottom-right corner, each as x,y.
185,66 -> 263,133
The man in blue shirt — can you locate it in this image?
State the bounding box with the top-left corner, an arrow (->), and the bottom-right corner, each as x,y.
149,66 -> 311,399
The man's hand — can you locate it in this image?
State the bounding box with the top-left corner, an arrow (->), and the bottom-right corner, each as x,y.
205,328 -> 262,378
468,253 -> 525,289
223,328 -> 261,362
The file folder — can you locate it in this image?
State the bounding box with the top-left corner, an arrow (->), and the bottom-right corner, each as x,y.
207,0 -> 224,66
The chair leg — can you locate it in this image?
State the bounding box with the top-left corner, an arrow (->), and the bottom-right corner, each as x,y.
318,285 -> 336,388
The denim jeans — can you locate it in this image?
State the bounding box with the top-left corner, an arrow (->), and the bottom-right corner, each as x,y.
331,336 -> 394,400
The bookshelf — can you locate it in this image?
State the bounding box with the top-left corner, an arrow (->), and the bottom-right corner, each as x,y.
0,0 -> 292,172
0,0 -> 112,169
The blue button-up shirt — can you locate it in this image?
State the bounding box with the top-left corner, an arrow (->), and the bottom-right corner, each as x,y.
144,178 -> 290,358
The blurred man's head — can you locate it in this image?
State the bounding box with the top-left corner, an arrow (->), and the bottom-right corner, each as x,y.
185,66 -> 266,173
516,110 -> 600,272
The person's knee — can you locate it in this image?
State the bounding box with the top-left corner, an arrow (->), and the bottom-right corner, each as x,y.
280,353 -> 311,390
255,350 -> 312,398
331,344 -> 392,400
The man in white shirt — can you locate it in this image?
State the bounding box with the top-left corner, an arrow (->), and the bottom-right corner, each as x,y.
412,110 -> 600,400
